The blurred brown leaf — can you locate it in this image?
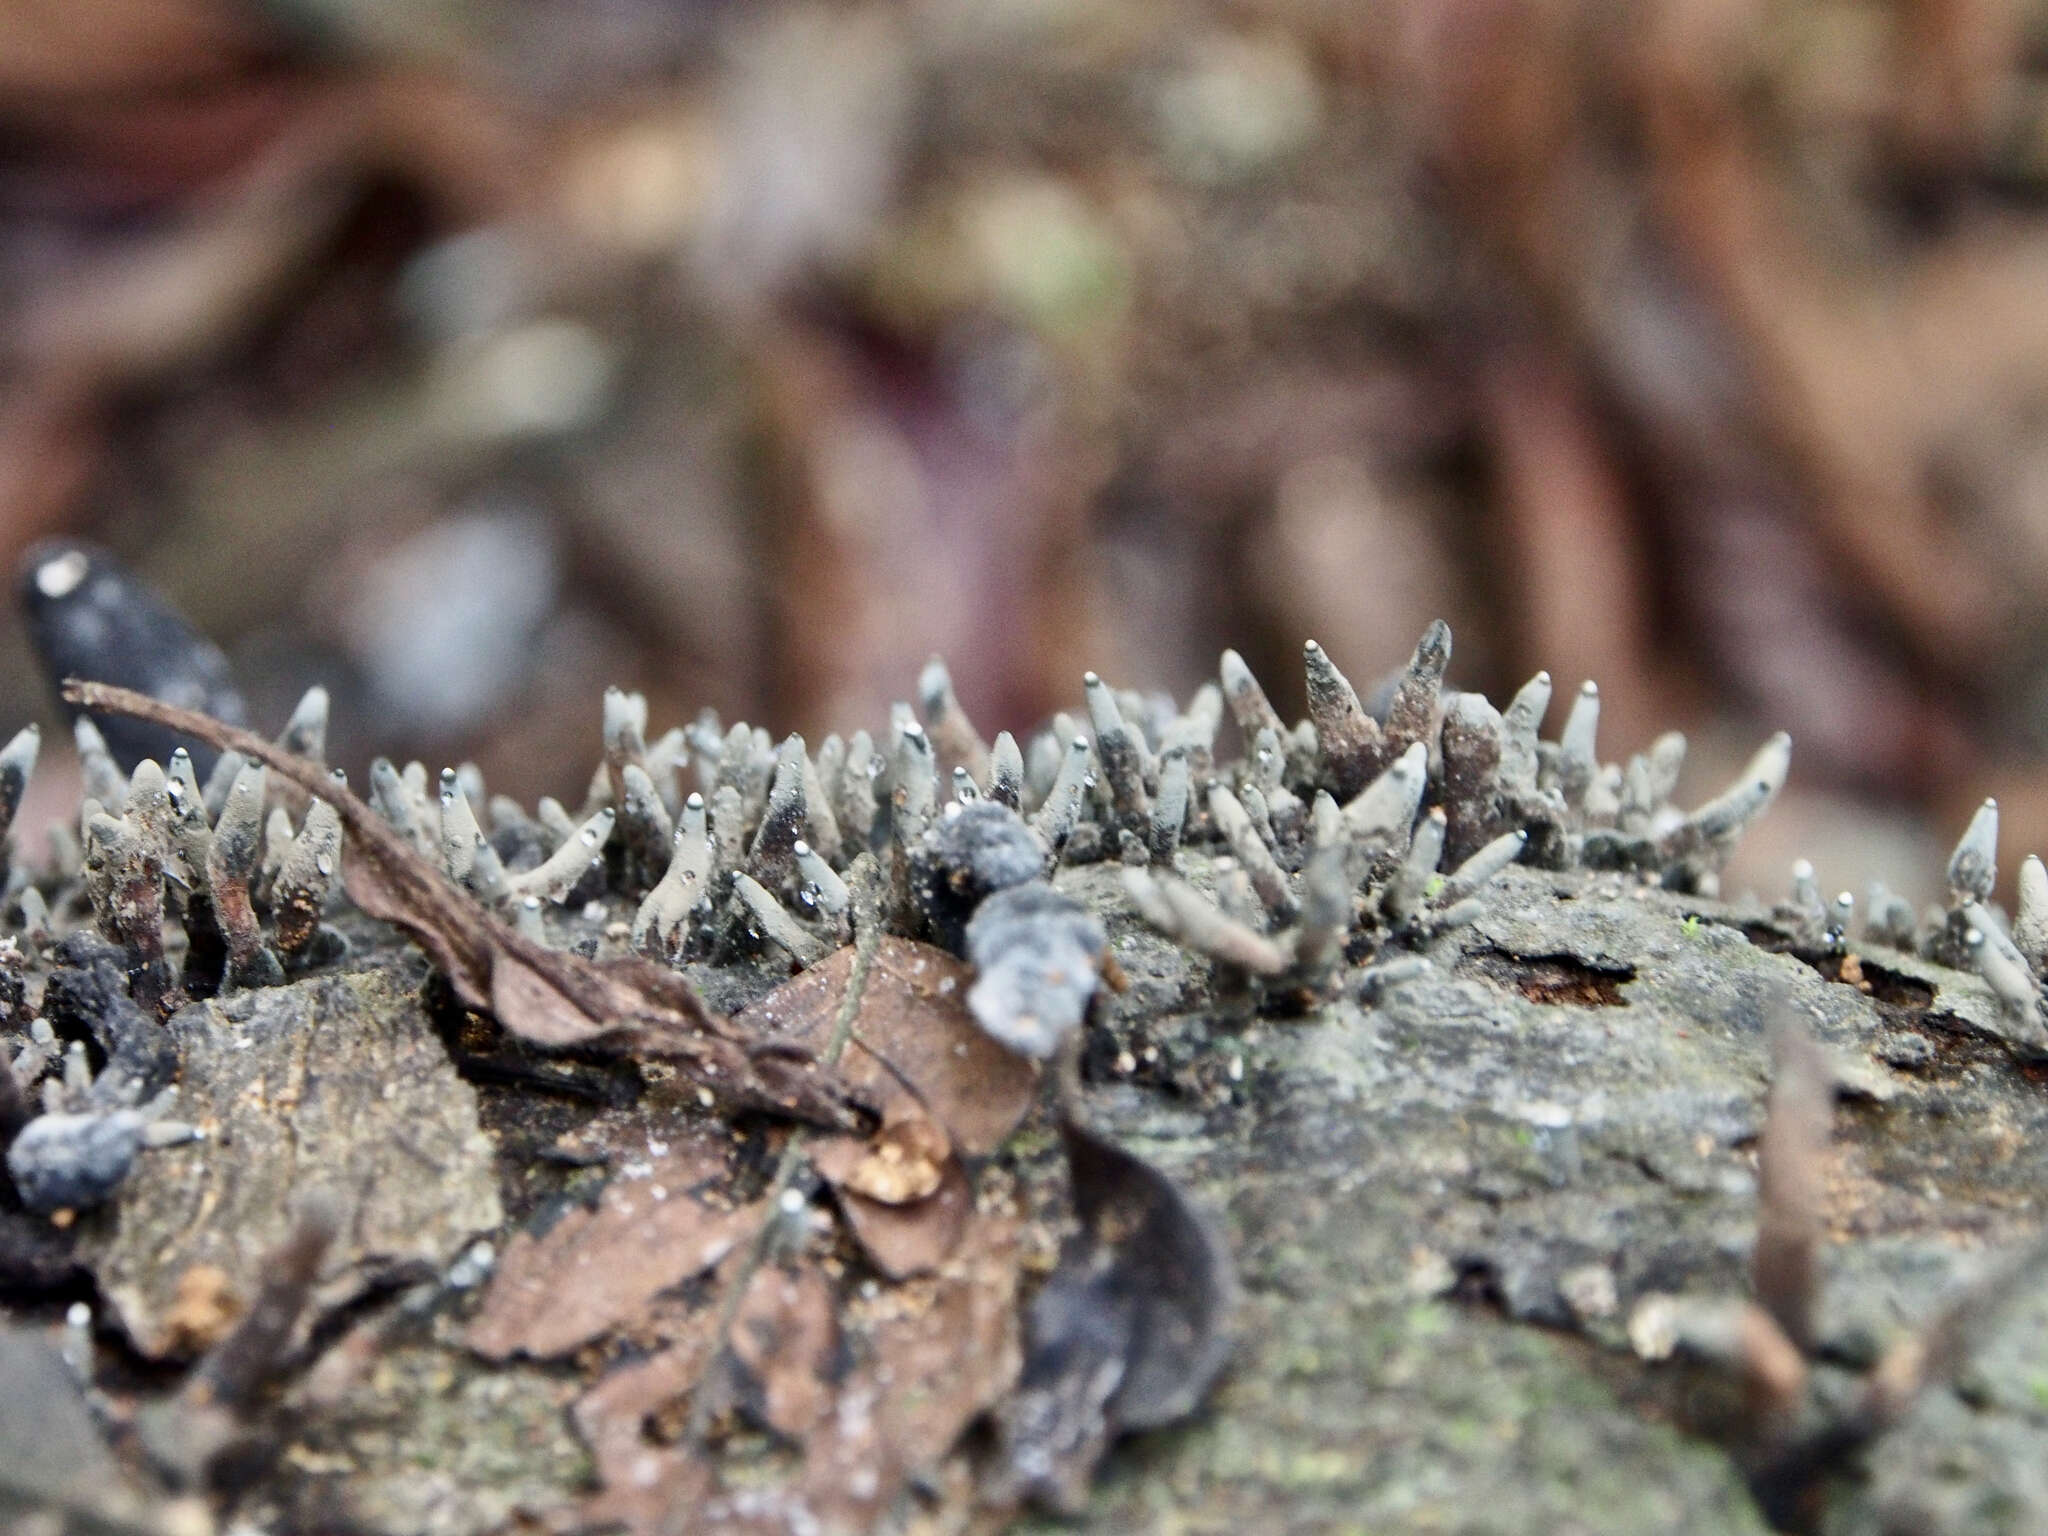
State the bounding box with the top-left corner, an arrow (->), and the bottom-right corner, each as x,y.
739,937 -> 1038,1158
467,1132 -> 760,1362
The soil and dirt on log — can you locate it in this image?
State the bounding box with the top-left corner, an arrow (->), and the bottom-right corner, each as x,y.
8,623 -> 2048,1534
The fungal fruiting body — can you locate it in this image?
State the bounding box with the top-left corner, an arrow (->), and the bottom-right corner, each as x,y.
5,621 -> 1802,1225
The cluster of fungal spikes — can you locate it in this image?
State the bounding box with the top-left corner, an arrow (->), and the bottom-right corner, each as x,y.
0,692 -> 360,1212
1791,796 -> 2048,1045
0,620 -> 1796,1211
62,685 -> 350,1000
1096,624 -> 1790,996
482,622 -> 1786,1040
1755,792 -> 2048,1048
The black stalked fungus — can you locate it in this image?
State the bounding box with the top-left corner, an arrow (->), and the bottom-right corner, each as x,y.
20,540 -> 248,776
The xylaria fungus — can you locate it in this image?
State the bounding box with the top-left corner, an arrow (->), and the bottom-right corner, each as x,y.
4,933 -> 198,1212
910,799 -> 1048,952
3,617 -> 1800,1241
19,601 -> 2048,1529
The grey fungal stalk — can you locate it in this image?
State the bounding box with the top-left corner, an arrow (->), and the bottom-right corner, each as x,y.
271,789 -> 343,960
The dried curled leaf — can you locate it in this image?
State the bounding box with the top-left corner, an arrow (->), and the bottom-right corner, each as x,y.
738,937 -> 1036,1156
790,1212 -> 1022,1529
467,1136 -> 760,1361
572,1338 -> 718,1536
727,1264 -> 839,1442
827,1153 -> 974,1281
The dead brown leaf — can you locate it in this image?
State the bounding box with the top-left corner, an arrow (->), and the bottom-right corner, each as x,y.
571,1337 -> 717,1536
468,1135 -> 760,1362
728,1265 -> 839,1442
795,1212 -> 1023,1529
739,937 -> 1036,1156
829,1155 -> 974,1281
578,1213 -> 1022,1535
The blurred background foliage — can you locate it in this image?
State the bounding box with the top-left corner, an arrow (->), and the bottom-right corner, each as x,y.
4,0 -> 2047,903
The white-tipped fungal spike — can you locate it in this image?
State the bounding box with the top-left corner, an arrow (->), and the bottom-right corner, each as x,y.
1967,925 -> 2041,1021
1963,902 -> 2033,999
1207,784 -> 1296,922
439,769 -> 483,885
1084,672 -> 1151,821
1343,742 -> 1428,849
732,873 -> 828,967
1032,737 -> 1094,851
75,718 -> 125,808
1289,846 -> 1351,981
746,736 -> 808,881
603,687 -> 649,768
1557,681 -> 1601,806
919,655 -> 992,784
1500,671 -> 1552,791
1947,798 -> 1999,904
618,762 -> 677,889
988,731 -> 1024,810
277,685 -> 329,762
793,839 -> 850,917
1681,733 -> 1792,850
1385,808 -> 1448,924
633,797 -> 714,954
1149,748 -> 1190,864
1309,790 -> 1344,852
1827,892 -> 1854,944
891,721 -> 938,848
2015,856 -> 2048,975
207,760 -> 281,987
272,797 -> 343,956
1220,649 -> 1287,744
1122,868 -> 1290,975
509,808 -> 615,904
1303,639 -> 1382,797
1384,620 -> 1451,756
1439,829 -> 1528,905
